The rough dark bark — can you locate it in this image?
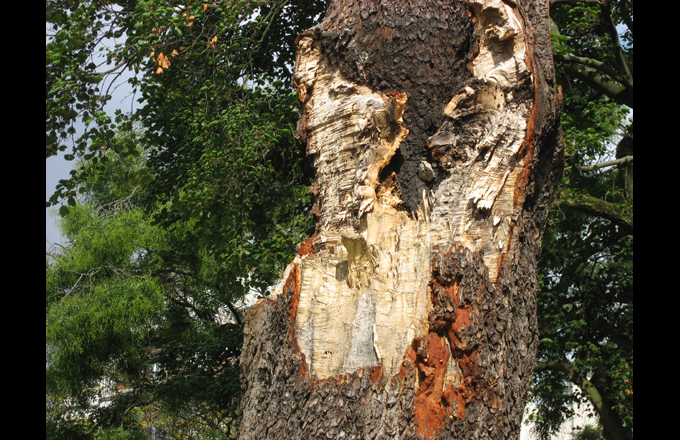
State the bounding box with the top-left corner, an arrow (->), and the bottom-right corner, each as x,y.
238,1 -> 563,439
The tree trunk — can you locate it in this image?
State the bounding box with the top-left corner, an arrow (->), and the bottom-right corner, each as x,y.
238,1 -> 563,439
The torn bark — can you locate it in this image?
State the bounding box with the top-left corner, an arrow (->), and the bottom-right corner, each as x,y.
238,1 -> 563,439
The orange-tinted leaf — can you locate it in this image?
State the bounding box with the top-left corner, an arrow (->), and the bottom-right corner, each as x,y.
157,53 -> 171,69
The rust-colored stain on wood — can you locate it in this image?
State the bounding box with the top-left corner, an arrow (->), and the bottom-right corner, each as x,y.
286,264 -> 301,322
298,237 -> 315,257
283,263 -> 308,378
413,332 -> 451,440
413,250 -> 491,437
412,259 -> 483,438
370,366 -> 383,383
448,308 -> 471,349
513,45 -> 540,209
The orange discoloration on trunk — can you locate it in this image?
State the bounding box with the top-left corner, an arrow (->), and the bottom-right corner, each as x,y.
278,262 -> 308,378
286,264 -> 302,323
371,366 -> 383,383
422,251 -> 487,428
413,333 -> 451,440
456,305 -> 472,329
504,51 -> 539,282
514,26 -> 540,209
514,101 -> 535,206
459,351 -> 479,378
445,387 -> 467,419
298,237 -> 315,257
448,304 -> 472,349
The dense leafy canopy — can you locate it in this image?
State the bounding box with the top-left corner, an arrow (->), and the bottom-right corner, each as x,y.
46,133 -> 245,439
46,0 -> 327,315
529,1 -> 633,439
47,1 -> 327,438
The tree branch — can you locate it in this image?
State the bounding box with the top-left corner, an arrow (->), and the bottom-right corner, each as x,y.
618,0 -> 634,35
553,52 -> 623,83
96,185 -> 140,216
223,299 -> 243,327
561,63 -> 633,108
549,11 -> 633,108
153,268 -> 244,326
578,155 -> 632,172
255,0 -> 291,48
535,357 -> 631,440
93,60 -> 129,77
553,188 -> 633,233
600,2 -> 634,91
164,290 -> 214,322
534,357 -> 571,374
149,268 -> 194,277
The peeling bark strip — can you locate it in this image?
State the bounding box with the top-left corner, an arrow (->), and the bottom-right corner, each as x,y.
238,1 -> 563,439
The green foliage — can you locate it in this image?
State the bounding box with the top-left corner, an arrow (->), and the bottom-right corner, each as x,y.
47,3 -> 330,437
531,1 -> 633,439
574,425 -> 605,440
143,81 -> 314,293
46,0 -> 327,296
46,143 -> 244,438
46,0 -> 327,209
94,428 -> 149,440
531,206 -> 633,438
527,376 -> 577,440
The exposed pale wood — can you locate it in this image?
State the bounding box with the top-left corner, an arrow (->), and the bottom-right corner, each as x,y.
273,0 -> 532,380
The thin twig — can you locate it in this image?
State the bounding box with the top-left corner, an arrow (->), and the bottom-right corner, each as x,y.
96,185 -> 140,216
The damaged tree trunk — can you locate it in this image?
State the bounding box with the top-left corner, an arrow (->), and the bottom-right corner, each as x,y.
238,1 -> 563,439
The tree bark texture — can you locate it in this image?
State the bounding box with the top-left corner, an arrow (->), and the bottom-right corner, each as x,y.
238,1 -> 563,439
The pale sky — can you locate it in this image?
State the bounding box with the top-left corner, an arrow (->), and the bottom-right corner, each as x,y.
46,66 -> 138,251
